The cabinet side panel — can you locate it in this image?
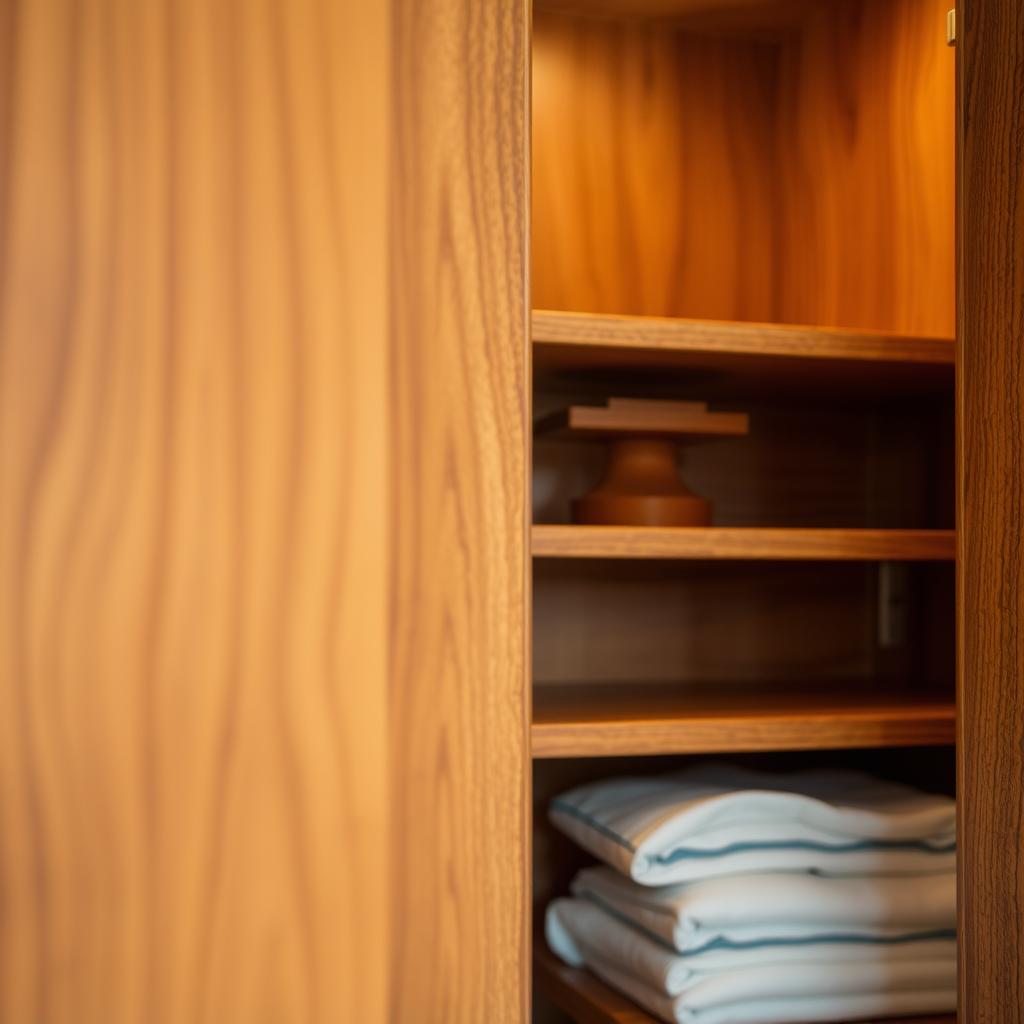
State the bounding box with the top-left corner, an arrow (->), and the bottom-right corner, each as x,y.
388,0 -> 531,1020
957,0 -> 1024,1019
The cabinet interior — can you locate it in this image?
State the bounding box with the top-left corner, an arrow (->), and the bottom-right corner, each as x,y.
529,1 -> 955,1021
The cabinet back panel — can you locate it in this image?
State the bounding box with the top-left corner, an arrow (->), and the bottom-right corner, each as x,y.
532,12 -> 778,322
532,0 -> 954,335
534,560 -> 880,683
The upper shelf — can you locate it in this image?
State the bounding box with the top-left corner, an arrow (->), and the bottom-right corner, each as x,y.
533,310 -> 955,399
532,526 -> 956,561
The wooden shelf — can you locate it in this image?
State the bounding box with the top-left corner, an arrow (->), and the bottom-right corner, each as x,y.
533,310 -> 954,399
535,944 -> 956,1024
531,682 -> 956,758
532,526 -> 956,561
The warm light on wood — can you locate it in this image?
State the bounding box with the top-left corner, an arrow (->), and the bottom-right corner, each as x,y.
532,682 -> 956,758
532,0 -> 954,337
532,526 -> 956,561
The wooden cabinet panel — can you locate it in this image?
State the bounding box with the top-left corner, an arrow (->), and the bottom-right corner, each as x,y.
957,0 -> 1024,1019
775,0 -> 955,336
0,1 -> 529,1022
532,11 -> 779,324
388,0 -> 530,1020
532,0 -> 954,337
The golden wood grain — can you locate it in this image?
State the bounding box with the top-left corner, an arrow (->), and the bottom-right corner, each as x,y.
532,10 -> 778,323
531,0 -> 954,336
0,0 -> 529,1021
388,0 -> 530,1019
775,0 -> 955,336
531,682 -> 956,757
532,526 -> 956,560
533,310 -> 955,363
532,308 -> 955,398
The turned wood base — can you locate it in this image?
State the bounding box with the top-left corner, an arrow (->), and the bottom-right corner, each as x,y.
571,439 -> 712,527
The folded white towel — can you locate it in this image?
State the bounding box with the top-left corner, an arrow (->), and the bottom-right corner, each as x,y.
571,865 -> 956,954
550,764 -> 956,884
584,951 -> 956,1024
547,897 -> 957,996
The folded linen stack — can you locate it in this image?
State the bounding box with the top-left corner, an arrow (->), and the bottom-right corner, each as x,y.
546,764 -> 956,1024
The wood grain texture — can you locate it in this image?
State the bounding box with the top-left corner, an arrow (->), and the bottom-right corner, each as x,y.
531,682 -> 956,757
957,0 -> 1024,1019
533,310 -> 955,363
532,525 -> 956,560
388,0 -> 530,1020
532,0 -> 954,336
532,11 -> 779,322
775,0 -> 955,336
0,0 -> 529,1021
533,309 -> 955,399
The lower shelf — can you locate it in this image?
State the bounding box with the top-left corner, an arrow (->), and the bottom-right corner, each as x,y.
531,682 -> 956,759
534,945 -> 956,1024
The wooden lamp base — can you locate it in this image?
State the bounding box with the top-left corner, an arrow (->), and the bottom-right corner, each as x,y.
535,397 -> 749,528
572,438 -> 711,527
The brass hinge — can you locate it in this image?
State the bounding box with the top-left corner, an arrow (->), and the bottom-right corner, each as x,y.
947,8 -> 956,46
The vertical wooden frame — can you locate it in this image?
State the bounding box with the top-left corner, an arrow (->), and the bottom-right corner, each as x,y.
388,0 -> 531,1019
0,0 -> 531,1021
957,0 -> 1024,1019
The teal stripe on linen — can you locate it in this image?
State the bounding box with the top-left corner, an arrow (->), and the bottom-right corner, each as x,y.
550,799 -> 957,862
551,799 -> 637,852
578,891 -> 957,958
655,838 -> 957,865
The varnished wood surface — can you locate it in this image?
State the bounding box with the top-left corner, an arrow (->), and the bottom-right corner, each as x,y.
389,0 -> 530,1020
957,0 -> 1024,1018
532,682 -> 956,757
533,526 -> 956,560
534,310 -> 955,364
532,0 -> 954,336
0,1 -> 529,1022
533,310 -> 954,398
535,944 -> 956,1024
532,12 -> 778,324
774,0 -> 955,336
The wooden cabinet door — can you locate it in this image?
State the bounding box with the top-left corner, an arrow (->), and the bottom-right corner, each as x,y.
958,1 -> 1024,1020
0,2 -> 530,1021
